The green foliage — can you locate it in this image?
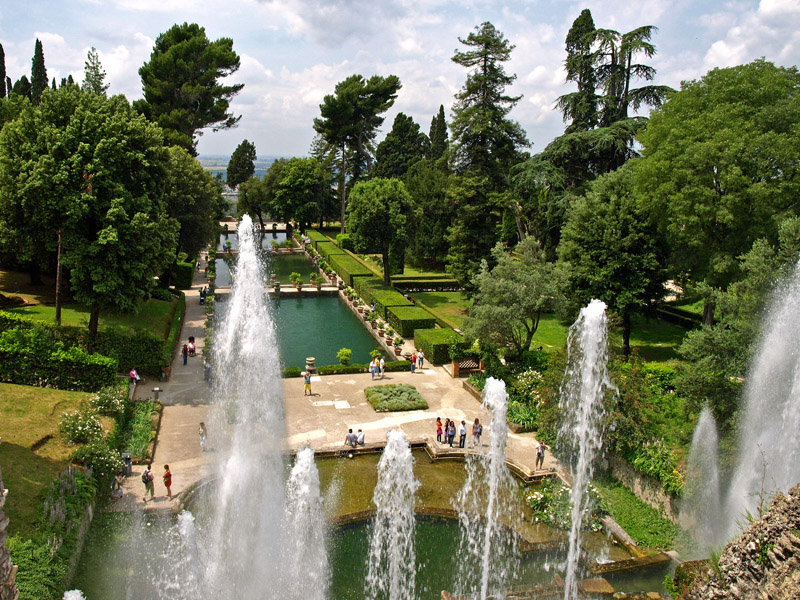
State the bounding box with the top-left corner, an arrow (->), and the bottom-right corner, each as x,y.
328,253 -> 374,286
593,477 -> 678,550
274,156 -> 328,226
70,440 -> 123,484
81,47 -> 109,96
30,38 -> 48,105
336,233 -> 353,250
413,328 -> 467,364
506,369 -> 545,430
364,383 -> 428,412
134,22 -> 243,153
467,371 -> 487,391
404,158 -> 452,267
631,439 -> 684,495
337,347 -> 352,365
88,383 -> 128,417
306,229 -> 331,250
227,139 -> 256,188
317,241 -> 345,259
368,289 -> 412,318
175,260 -> 195,289
151,287 -> 172,302
373,112 -> 429,179
386,306 -> 437,338
120,400 -> 157,460
282,366 -> 302,378
289,272 -> 302,285
59,410 -> 103,445
8,535 -> 69,600
526,478 -> 606,531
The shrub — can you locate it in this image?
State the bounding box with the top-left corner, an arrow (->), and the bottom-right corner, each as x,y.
467,372 -> 487,391
354,276 -> 385,297
175,260 -> 195,289
282,366 -> 302,378
88,383 -> 128,417
71,440 -> 124,483
387,306 -> 437,338
337,347 -> 352,365
305,229 -> 330,250
317,363 -> 368,375
365,383 -> 428,412
413,328 -> 467,364
59,410 -> 104,445
630,439 -> 685,496
393,279 -> 461,292
336,233 -> 354,250
369,289 -> 412,318
122,400 -> 157,460
317,241 -> 346,259
151,287 -> 173,301
526,478 -> 607,532
328,253 -> 374,286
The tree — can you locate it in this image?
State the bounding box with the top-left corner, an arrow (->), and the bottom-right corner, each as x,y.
558,164 -> 666,356
428,105 -> 448,161
274,157 -> 327,229
134,22 -> 243,154
465,238 -> 566,356
313,74 -> 401,232
450,21 -> 529,186
636,60 -> 800,322
11,76 -> 31,100
226,139 -> 256,188
0,43 -> 6,99
163,145 -> 221,259
346,178 -> 412,286
31,38 -> 48,105
82,47 -> 110,96
557,9 -> 597,132
373,113 -> 428,179
0,87 -> 178,340
404,159 -> 451,267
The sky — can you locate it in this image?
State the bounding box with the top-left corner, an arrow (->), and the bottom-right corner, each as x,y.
1,0 -> 799,158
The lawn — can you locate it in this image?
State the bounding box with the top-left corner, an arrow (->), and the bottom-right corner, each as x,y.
412,291 -> 471,329
0,383 -> 91,536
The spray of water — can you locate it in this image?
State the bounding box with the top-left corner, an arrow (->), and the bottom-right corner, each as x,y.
454,377 -> 518,600
684,407 -> 724,551
365,429 -> 419,600
725,261 -> 800,538
559,299 -> 613,600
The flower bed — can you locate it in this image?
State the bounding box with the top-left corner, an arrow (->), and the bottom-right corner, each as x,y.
364,383 -> 428,412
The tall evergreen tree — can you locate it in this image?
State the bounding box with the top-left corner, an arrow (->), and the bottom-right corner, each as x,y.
5,77 -> 11,99
31,38 -> 48,105
0,43 -> 6,99
226,139 -> 256,188
51,77 -> 56,90
82,47 -> 110,96
373,113 -> 428,179
428,105 -> 448,161
557,9 -> 597,132
11,76 -> 31,99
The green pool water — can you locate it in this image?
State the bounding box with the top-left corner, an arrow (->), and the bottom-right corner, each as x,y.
267,253 -> 320,285
271,295 -> 379,368
217,231 -> 287,251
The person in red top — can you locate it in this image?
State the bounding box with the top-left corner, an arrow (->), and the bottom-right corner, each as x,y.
163,465 -> 172,500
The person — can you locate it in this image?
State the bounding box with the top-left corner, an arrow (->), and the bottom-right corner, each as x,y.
473,418 -> 482,448
445,420 -> 454,447
458,420 -> 467,448
111,471 -> 124,501
198,422 -> 207,452
204,265 -> 209,277
163,465 -> 173,501
535,441 -> 547,470
303,371 -> 312,396
436,417 -> 443,443
410,352 -> 417,373
417,350 -> 425,369
345,428 -> 357,448
182,344 -> 189,366
370,303 -> 376,313
379,356 -> 385,379
370,358 -> 377,381
356,429 -> 365,446
199,287 -> 206,305
129,368 -> 141,384
188,340 -> 196,357
142,464 -> 155,502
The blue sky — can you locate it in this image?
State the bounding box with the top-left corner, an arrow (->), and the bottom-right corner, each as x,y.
2,0 -> 799,157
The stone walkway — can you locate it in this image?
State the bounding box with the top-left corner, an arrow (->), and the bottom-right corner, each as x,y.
116,252 -> 557,510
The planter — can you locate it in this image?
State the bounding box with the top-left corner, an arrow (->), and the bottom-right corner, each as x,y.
296,285 -> 302,292
377,329 -> 385,337
386,337 -> 393,346
316,285 -> 322,291
357,306 -> 364,313
394,347 -> 403,356
371,322 -> 377,329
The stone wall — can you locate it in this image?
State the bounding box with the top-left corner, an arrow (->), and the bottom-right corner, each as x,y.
681,483 -> 800,599
607,454 -> 682,524
0,465 -> 19,600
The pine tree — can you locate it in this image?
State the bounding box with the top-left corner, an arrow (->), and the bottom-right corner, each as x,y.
51,77 -> 56,90
31,38 -> 48,105
82,47 -> 110,96
428,105 -> 448,160
0,43 -> 6,99
557,9 -> 597,132
12,76 -> 31,99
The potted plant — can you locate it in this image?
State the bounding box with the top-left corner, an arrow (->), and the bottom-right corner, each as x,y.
290,272 -> 302,290
366,312 -> 377,328
385,328 -> 395,345
356,300 -> 364,314
377,321 -> 385,337
393,337 -> 404,355
310,273 -> 320,290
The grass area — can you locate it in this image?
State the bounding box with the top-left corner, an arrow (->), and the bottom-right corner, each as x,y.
0,383 -> 91,536
532,313 -> 569,351
412,291 -> 471,329
670,296 -> 705,316
1,267 -> 178,339
593,476 -> 679,551
624,314 -> 688,362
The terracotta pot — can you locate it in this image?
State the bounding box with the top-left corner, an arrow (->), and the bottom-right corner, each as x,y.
357,307 -> 364,313
378,329 -> 385,337
386,337 -> 393,345
371,322 -> 377,329
394,347 -> 402,355
316,284 -> 321,291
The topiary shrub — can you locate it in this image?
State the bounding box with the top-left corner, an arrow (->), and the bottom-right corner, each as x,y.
337,347 -> 352,365
413,328 -> 467,364
317,363 -> 369,375
282,366 -> 302,378
175,260 -> 195,289
151,287 -> 173,302
369,289 -> 412,318
336,233 -> 354,250
328,253 -> 374,286
364,383 -> 428,412
387,306 -> 437,337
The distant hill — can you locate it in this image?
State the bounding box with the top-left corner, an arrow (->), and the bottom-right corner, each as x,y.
197,155 -> 287,181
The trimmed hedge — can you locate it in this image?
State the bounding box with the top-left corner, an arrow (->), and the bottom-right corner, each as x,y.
336,233 -> 354,250
175,260 -> 195,289
353,276 -> 385,296
282,366 -> 302,378
413,328 -> 467,364
317,241 -> 346,260
393,279 -> 461,292
365,384 -> 428,412
328,253 -> 375,286
311,360 -> 410,376
369,289 -> 412,319
162,292 -> 186,366
387,306 -> 437,337
391,273 -> 455,281
306,229 -> 331,250
0,327 -> 117,391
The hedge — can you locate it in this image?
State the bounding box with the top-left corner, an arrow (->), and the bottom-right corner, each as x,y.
162,292 -> 186,366
306,229 -> 331,250
0,328 -> 117,391
328,253 -> 375,286
413,328 -> 467,364
369,289 -> 412,319
175,259 -> 195,289
314,360 -> 409,376
353,276 -> 385,297
317,241 -> 346,260
393,279 -> 461,292
387,306 -> 437,338
391,273 -> 455,281
282,366 -> 302,378
336,233 -> 354,251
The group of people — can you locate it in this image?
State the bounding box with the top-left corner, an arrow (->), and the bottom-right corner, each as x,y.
370,355 -> 386,380
436,417 -> 482,449
344,428 -> 365,448
141,464 -> 173,503
182,336 -> 196,365
409,350 -> 425,373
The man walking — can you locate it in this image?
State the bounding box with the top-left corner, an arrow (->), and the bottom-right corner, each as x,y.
458,420 -> 467,448
142,464 -> 155,502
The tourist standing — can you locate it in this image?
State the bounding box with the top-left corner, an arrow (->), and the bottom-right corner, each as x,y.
163,465 -> 173,501
436,417 -> 443,443
142,465 -> 155,503
303,371 -> 312,396
410,352 -> 417,373
458,421 -> 467,448
198,422 -> 207,452
448,420 -> 456,447
417,350 -> 425,369
473,418 -> 482,448
535,441 -> 547,470
182,344 -> 189,366
379,356 -> 385,379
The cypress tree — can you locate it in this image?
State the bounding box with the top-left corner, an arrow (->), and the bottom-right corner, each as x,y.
428,105 -> 448,160
12,76 -> 31,99
31,38 -> 48,104
51,77 -> 56,90
0,43 -> 6,98
5,77 -> 11,98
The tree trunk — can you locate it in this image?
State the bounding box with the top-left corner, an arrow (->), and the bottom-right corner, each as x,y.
55,230 -> 63,326
702,300 -> 715,326
622,311 -> 631,357
515,214 -> 527,244
87,306 -> 100,354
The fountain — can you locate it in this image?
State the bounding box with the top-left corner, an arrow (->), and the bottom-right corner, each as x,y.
559,299 -> 614,600
454,377 -> 518,600
365,429 -> 419,600
725,260 -> 800,538
684,407 -> 724,550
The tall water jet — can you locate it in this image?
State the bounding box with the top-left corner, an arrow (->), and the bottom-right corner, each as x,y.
726,261 -> 800,537
684,407 -> 724,551
365,429 -> 419,600
454,377 -> 518,600
559,299 -> 613,600
284,447 -> 329,600
203,214 -> 296,597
